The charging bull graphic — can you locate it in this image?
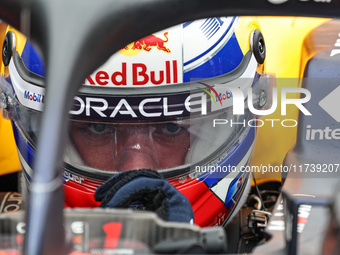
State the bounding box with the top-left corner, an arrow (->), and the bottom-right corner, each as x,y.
123,32 -> 171,53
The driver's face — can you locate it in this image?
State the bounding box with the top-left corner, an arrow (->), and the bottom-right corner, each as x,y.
70,122 -> 191,172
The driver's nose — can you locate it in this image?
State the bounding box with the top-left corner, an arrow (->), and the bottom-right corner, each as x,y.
113,126 -> 159,171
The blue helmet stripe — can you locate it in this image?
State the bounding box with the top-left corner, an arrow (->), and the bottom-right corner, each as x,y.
183,16 -> 236,67
183,21 -> 194,28
12,122 -> 35,169
21,41 -> 45,77
183,33 -> 243,82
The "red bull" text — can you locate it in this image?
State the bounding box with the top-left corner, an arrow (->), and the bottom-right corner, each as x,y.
84,60 -> 178,86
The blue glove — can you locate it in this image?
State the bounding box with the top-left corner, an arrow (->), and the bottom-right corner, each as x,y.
94,169 -> 194,224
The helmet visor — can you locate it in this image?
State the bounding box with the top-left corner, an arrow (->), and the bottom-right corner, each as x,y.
65,109 -> 247,176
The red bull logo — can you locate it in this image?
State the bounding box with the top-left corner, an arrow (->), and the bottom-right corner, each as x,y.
83,29 -> 183,86
120,32 -> 171,56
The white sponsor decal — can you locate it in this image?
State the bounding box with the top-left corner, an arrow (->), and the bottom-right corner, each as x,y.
8,60 -> 45,111
63,171 -> 84,184
70,96 -> 193,118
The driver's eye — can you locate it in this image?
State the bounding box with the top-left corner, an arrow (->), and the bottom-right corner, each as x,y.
89,123 -> 110,134
164,123 -> 180,134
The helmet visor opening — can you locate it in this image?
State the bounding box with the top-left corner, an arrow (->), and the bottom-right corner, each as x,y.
65,108 -> 246,176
